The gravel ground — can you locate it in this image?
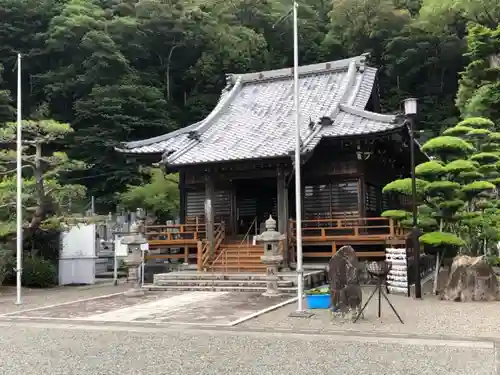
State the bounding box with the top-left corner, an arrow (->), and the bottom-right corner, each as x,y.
0,321 -> 494,375
241,288 -> 500,340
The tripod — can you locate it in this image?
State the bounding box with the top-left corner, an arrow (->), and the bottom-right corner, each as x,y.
354,263 -> 404,324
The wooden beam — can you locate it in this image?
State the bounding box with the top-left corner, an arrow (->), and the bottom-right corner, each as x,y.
179,171 -> 186,224
277,165 -> 289,268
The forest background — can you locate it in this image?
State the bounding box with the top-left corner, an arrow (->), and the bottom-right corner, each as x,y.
0,0 -> 498,213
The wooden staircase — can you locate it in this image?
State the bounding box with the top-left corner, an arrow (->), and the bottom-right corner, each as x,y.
209,239 -> 266,272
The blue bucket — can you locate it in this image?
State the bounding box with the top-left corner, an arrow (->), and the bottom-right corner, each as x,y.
306,294 -> 331,309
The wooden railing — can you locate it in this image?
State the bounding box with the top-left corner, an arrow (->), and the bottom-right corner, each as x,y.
144,218 -> 205,263
145,221 -> 205,244
289,217 -> 405,241
197,222 -> 225,271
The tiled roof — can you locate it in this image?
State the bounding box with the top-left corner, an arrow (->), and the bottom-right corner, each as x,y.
115,122 -> 201,154
117,54 -> 402,165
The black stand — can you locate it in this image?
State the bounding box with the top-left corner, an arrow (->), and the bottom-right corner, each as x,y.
354,275 -> 404,324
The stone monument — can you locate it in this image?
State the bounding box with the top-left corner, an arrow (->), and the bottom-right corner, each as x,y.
440,255 -> 499,301
121,208 -> 147,297
327,245 -> 362,320
255,215 -> 285,297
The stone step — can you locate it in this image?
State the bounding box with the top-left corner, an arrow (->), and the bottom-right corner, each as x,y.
221,247 -> 264,252
154,279 -> 294,287
209,269 -> 266,274
144,284 -> 297,293
209,265 -> 268,270
212,258 -> 264,264
154,272 -> 282,281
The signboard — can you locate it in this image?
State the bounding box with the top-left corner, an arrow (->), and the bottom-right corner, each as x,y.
140,243 -> 149,251
61,224 -> 96,258
114,236 -> 129,257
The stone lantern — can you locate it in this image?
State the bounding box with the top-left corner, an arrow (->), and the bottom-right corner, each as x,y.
121,208 -> 147,297
255,215 -> 285,296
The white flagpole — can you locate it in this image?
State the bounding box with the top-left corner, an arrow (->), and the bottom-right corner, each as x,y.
292,1 -> 305,313
15,53 -> 23,305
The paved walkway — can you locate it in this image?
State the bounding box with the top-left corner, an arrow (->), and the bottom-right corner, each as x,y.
2,288 -> 293,326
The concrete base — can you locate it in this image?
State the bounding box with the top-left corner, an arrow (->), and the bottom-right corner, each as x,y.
151,270 -> 327,293
124,288 -> 145,297
288,310 -> 314,318
262,290 -> 282,297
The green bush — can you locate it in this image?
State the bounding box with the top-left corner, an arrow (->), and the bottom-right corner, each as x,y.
487,256 -> 500,267
22,256 -> 57,288
0,247 -> 13,286
305,287 -> 330,295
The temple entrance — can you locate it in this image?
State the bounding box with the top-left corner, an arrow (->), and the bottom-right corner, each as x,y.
234,178 -> 277,235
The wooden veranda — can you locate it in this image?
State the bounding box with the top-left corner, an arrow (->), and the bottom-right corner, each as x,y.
143,216 -> 407,272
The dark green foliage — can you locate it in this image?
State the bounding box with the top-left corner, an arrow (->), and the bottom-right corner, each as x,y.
0,0 -> 482,210
0,247 -> 13,285
21,256 -> 57,288
456,25 -> 500,126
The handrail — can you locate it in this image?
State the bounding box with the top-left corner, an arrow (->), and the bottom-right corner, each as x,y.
208,217 -> 258,274
240,216 -> 258,246
201,222 -> 225,269
239,217 -> 258,272
197,222 -> 225,271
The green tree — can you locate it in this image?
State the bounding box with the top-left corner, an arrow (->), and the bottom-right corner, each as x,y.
118,168 -> 180,222
0,119 -> 86,237
456,24 -> 500,125
383,117 -> 499,294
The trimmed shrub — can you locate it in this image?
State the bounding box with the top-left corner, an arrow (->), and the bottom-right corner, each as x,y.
22,256 -> 57,288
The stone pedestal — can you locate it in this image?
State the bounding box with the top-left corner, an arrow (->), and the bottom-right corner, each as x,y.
121,210 -> 147,298
261,254 -> 283,296
123,244 -> 144,297
255,216 -> 285,297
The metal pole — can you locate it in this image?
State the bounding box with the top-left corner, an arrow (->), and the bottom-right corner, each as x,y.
292,1 -> 305,312
113,235 -> 118,286
91,196 -> 95,215
141,249 -> 145,287
409,117 -> 422,299
15,53 -> 22,305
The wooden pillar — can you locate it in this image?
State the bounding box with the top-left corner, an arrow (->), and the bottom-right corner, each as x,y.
205,173 -> 215,255
358,176 -> 366,217
277,165 -> 289,268
179,171 -> 186,224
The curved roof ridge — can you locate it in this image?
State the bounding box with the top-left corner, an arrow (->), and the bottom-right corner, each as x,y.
119,121 -> 202,150
339,104 -> 396,123
166,76 -> 244,163
229,54 -> 369,85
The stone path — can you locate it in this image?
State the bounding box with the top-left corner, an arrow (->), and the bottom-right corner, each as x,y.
2,290 -> 293,326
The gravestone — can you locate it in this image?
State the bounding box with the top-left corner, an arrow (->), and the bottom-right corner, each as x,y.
327,245 -> 362,320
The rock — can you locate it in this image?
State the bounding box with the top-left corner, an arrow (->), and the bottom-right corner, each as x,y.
440,255 -> 499,302
327,245 -> 362,320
